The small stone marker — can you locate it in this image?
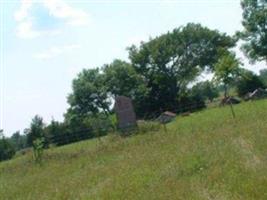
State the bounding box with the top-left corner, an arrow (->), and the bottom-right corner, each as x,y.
114,96 -> 137,131
157,111 -> 176,124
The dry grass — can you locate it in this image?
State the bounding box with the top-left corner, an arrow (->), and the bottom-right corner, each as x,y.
0,100 -> 267,200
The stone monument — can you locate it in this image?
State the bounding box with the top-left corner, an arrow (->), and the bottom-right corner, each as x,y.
114,96 -> 137,131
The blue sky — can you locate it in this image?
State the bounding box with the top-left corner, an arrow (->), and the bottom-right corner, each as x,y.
0,0 -> 266,136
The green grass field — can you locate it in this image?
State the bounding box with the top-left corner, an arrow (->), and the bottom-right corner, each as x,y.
1,100 -> 267,200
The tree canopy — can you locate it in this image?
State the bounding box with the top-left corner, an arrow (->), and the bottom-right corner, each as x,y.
103,59 -> 148,116
191,81 -> 219,102
239,0 -> 267,62
67,68 -> 111,118
128,23 -> 235,114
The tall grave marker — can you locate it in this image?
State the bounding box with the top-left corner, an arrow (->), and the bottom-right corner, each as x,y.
114,96 -> 137,131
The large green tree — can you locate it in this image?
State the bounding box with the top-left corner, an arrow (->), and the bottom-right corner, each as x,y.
103,59 -> 148,115
239,0 -> 267,62
128,23 -> 235,114
67,68 -> 111,118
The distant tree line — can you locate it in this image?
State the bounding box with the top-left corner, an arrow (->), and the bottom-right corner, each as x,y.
1,0 -> 267,161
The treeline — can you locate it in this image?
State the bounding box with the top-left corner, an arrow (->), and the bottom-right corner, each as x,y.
1,0 -> 267,161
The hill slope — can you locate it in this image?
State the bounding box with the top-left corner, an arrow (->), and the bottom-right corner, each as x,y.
1,100 -> 267,200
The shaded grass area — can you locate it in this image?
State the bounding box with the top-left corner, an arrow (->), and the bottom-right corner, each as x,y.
1,100 -> 267,199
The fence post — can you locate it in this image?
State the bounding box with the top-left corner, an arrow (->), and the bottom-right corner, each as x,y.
163,123 -> 167,133
229,102 -> 236,118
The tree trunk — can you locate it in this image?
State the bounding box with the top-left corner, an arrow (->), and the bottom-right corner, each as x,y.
224,84 -> 228,98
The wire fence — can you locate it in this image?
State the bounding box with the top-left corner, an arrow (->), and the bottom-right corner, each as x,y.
44,98 -> 238,147
14,96 -> 249,155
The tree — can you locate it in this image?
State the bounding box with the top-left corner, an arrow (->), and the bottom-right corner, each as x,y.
0,137 -> 15,161
239,0 -> 267,62
214,52 -> 241,98
191,81 -> 219,102
236,69 -> 265,97
44,119 -> 63,145
128,23 -> 235,114
67,68 -> 111,118
103,59 -> 148,116
9,131 -> 27,151
26,115 -> 45,146
259,68 -> 267,86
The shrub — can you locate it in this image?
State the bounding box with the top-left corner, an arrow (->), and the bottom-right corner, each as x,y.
32,138 -> 45,164
236,71 -> 265,97
0,138 -> 15,162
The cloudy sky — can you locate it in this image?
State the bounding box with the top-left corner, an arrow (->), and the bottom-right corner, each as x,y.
0,0 -> 266,136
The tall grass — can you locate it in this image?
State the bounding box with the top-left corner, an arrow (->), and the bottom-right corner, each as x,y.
0,100 -> 267,200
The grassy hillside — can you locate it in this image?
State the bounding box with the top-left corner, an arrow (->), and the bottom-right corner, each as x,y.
1,100 -> 267,200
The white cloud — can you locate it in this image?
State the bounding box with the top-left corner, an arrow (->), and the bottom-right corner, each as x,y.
14,0 -> 90,39
14,0 -> 33,21
16,21 -> 40,38
34,44 -> 81,59
43,0 -> 89,26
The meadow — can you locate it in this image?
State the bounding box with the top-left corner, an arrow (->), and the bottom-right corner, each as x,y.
0,100 -> 267,200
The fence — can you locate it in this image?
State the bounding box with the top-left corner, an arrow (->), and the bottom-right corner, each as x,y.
45,97 -> 238,147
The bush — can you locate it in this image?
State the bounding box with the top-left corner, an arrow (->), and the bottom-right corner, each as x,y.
236,71 -> 265,97
178,92 -> 206,114
191,81 -> 219,102
0,138 -> 15,162
32,138 -> 45,164
259,69 -> 267,87
46,114 -> 114,146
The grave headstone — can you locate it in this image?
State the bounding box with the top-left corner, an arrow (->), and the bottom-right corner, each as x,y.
114,96 -> 137,131
157,111 -> 176,124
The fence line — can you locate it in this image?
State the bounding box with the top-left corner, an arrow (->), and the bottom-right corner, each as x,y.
46,98 -> 228,146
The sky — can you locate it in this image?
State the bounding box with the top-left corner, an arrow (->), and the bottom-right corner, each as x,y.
0,0 -> 266,136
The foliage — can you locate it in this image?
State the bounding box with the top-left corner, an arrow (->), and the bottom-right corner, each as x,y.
259,68 -> 267,86
67,68 -> 111,118
128,23 -> 235,114
239,0 -> 267,62
236,69 -> 265,97
44,116 -> 113,147
26,115 -> 46,147
191,81 -> 219,102
179,91 -> 206,113
32,138 -> 45,164
9,131 -> 28,151
103,59 -> 147,98
214,52 -> 241,98
103,59 -> 148,115
63,24 -> 234,119
0,137 -> 15,162
44,119 -> 91,146
83,114 -> 114,138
